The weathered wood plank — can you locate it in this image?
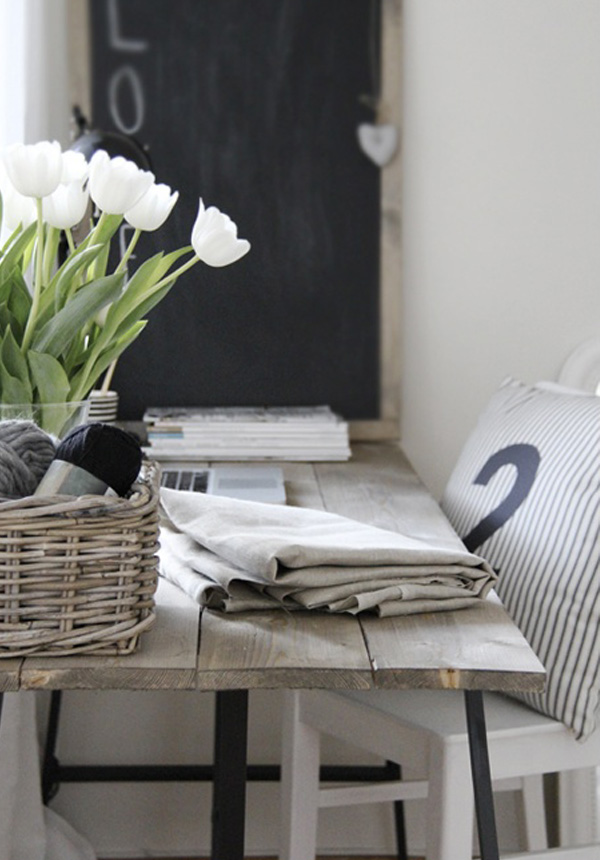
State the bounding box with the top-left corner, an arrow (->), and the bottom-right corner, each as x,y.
20,578 -> 199,691
360,594 -> 545,693
315,443 -> 458,542
196,609 -> 372,691
281,461 -> 327,511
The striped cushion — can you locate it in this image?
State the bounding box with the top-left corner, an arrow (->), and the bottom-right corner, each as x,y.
441,378 -> 600,739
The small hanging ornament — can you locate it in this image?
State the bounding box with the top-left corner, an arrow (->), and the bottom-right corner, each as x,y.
357,1 -> 398,168
357,117 -> 398,168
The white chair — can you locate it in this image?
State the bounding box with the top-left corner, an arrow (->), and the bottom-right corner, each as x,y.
280,686 -> 600,860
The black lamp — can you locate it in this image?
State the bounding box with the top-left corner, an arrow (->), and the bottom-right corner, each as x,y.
69,105 -> 153,171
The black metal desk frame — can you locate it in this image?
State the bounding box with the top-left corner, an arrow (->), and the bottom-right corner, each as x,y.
0,686 -> 498,860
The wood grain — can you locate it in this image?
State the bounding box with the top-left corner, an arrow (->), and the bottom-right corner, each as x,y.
280,461 -> 327,511
360,595 -> 545,692
315,444 -> 456,540
196,610 -> 372,691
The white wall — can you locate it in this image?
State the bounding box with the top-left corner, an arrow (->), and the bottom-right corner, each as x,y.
11,0 -> 600,856
0,0 -> 71,147
0,0 -> 26,145
401,0 -> 600,499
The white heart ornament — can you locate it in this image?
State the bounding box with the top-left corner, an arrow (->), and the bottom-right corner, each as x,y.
357,123 -> 398,167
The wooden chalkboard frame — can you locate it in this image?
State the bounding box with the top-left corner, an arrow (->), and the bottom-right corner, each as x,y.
66,0 -> 402,441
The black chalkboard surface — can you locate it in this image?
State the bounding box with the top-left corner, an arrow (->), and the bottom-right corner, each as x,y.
89,0 -> 381,421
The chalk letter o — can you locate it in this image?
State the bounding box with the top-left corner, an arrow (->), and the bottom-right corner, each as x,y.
109,66 -> 145,135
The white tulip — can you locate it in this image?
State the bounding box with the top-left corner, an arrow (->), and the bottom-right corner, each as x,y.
43,181 -> 90,230
0,161 -> 35,230
60,150 -> 89,185
190,199 -> 250,267
2,182 -> 37,231
124,182 -> 179,231
3,140 -> 63,198
88,150 -> 155,215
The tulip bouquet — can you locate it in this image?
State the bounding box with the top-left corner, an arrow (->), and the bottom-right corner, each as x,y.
0,139 -> 250,433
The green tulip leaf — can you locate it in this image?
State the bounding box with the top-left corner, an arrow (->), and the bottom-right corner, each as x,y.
32,271 -> 126,358
28,350 -> 71,404
69,320 -> 146,401
6,268 -> 32,333
0,302 -> 11,333
98,253 -> 165,335
61,331 -> 89,376
1,326 -> 32,399
38,243 -> 110,323
0,222 -> 37,278
113,281 -> 175,341
0,303 -> 25,346
0,274 -> 12,307
91,320 -> 147,381
0,366 -> 31,405
87,239 -> 111,282
88,212 -> 123,246
99,247 -> 191,349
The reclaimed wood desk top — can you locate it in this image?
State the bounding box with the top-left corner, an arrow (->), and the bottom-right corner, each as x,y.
0,444 -> 546,696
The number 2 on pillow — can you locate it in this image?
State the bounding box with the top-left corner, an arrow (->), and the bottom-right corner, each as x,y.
463,443 -> 540,553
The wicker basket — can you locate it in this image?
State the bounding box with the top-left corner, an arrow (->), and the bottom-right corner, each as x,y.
0,460 -> 161,657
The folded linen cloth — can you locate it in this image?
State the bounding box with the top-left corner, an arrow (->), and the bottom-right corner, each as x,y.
158,489 -> 497,616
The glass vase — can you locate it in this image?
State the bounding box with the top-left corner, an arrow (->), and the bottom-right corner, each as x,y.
0,401 -> 90,438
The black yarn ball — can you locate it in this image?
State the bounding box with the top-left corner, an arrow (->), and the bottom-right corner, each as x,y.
56,423 -> 143,496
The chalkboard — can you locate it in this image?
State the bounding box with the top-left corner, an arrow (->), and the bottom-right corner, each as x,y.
88,0 -> 382,422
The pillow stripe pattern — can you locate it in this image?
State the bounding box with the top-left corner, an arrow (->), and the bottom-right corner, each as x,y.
441,378 -> 600,739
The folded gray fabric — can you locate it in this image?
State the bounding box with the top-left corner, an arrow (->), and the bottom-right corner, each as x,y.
158,488 -> 497,616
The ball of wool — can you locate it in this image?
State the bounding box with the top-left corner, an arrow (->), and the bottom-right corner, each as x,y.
57,422 -> 143,496
0,420 -> 57,499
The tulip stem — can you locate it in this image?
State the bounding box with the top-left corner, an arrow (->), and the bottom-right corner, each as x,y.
100,359 -> 118,394
21,198 -> 45,352
116,227 -> 141,274
87,210 -> 109,246
149,253 -> 199,294
42,226 -> 61,285
65,228 -> 76,255
85,210 -> 113,283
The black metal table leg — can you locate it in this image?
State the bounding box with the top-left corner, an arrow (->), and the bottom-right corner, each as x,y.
0,690 -> 3,725
42,690 -> 63,803
386,761 -> 408,860
464,690 -> 499,860
211,689 -> 249,860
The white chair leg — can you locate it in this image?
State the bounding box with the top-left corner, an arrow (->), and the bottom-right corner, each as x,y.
558,768 -> 598,846
521,774 -> 548,850
280,690 -> 321,860
426,737 -> 474,860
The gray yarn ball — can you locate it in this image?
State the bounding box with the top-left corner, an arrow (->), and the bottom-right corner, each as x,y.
0,420 -> 57,499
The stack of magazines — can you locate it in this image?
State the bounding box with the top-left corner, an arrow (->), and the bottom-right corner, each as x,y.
143,405 -> 351,461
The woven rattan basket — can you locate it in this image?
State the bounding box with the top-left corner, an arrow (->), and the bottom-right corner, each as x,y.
0,459 -> 161,657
